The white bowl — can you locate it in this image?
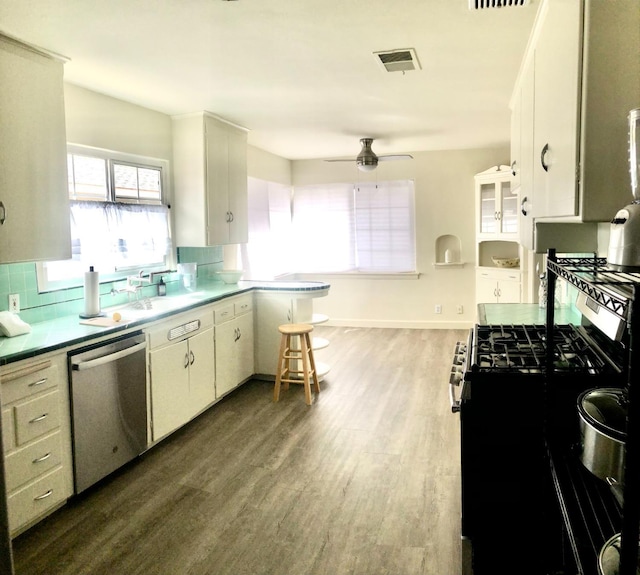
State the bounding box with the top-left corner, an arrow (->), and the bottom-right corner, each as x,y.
215,270 -> 243,284
492,257 -> 520,268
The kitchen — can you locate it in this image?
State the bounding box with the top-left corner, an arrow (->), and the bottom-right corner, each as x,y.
0,0 -> 639,574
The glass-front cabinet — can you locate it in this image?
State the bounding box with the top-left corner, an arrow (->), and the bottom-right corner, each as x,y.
476,165 -> 518,239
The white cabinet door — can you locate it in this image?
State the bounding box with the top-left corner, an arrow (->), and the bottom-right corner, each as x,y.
149,341 -> 191,441
497,278 -> 521,303
254,294 -> 293,375
476,270 -> 521,304
227,126 -> 248,244
532,0 -> 581,219
518,59 -> 535,250
173,112 -> 248,247
215,312 -> 254,398
0,36 -> 71,263
205,115 -> 248,246
186,328 -> 216,418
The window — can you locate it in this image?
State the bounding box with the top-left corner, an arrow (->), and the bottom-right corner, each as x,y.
291,180 -> 415,273
37,145 -> 173,292
243,177 -> 293,279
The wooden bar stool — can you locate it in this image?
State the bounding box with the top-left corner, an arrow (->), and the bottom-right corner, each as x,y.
273,323 -> 320,405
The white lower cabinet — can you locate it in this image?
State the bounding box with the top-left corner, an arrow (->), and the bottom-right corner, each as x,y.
214,295 -> 254,398
476,269 -> 521,304
1,354 -> 73,536
147,308 -> 215,442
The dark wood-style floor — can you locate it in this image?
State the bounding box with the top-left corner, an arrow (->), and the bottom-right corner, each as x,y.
12,326 -> 465,575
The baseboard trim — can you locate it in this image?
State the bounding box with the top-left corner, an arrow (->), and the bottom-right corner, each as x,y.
324,319 -> 474,330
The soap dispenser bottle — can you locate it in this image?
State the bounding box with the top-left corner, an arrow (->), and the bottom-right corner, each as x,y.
157,277 -> 166,297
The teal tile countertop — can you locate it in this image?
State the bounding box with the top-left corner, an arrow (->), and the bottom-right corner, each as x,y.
0,279 -> 329,366
477,303 -> 582,326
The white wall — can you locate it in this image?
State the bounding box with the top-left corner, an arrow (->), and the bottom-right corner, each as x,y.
292,147 -> 509,328
64,83 -> 172,160
63,84 -> 509,328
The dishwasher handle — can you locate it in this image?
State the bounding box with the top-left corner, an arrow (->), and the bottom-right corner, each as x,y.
71,341 -> 147,371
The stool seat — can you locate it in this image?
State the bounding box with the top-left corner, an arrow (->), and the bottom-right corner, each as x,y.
278,323 -> 314,335
273,323 -> 320,405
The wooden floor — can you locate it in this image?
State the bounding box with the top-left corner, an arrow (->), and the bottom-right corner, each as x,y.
12,326 -> 465,575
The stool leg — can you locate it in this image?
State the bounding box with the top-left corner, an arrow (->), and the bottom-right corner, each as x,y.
282,334 -> 292,392
274,333 -> 288,402
305,332 -> 320,394
300,333 -> 312,405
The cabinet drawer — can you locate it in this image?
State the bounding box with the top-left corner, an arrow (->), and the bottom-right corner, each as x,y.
8,467 -> 67,534
234,296 -> 253,316
1,361 -> 58,406
214,303 -> 235,324
5,431 -> 63,492
2,407 -> 14,452
14,390 -> 60,446
147,309 -> 213,350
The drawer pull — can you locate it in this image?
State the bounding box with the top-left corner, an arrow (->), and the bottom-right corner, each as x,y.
29,413 -> 49,424
28,378 -> 48,388
32,452 -> 52,464
33,489 -> 53,501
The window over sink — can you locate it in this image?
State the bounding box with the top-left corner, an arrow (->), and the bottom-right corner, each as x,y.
36,144 -> 174,292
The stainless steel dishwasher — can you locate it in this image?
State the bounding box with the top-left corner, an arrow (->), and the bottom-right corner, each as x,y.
69,332 -> 147,493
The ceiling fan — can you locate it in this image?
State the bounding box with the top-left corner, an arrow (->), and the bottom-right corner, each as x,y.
325,138 -> 413,172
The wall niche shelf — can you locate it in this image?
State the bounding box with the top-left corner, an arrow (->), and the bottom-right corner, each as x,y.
435,234 -> 463,266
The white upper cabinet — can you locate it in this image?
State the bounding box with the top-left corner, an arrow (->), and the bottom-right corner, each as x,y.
512,0 -> 640,225
532,0 -> 581,219
172,112 -> 249,247
0,35 -> 71,264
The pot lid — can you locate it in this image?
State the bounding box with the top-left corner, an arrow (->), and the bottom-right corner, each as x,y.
579,388 -> 628,439
599,533 -> 640,575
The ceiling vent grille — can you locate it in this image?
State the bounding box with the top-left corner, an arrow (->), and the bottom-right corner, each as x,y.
374,48 -> 421,73
469,0 -> 529,8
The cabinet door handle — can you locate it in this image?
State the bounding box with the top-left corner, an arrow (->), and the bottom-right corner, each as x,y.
32,452 -> 52,464
540,143 -> 550,172
496,211 -> 501,221
229,211 -> 234,222
521,196 -> 528,217
0,201 -> 5,226
28,378 -> 48,388
34,490 -> 53,501
29,413 -> 48,424
184,353 -> 190,369
190,350 -> 195,366
511,160 -> 517,177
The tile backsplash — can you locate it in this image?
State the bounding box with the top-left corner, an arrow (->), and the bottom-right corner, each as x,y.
0,246 -> 224,324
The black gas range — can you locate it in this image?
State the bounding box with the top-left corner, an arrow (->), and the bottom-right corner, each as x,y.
451,257 -> 635,575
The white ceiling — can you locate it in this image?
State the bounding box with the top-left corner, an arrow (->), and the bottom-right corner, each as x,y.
0,0 -> 538,160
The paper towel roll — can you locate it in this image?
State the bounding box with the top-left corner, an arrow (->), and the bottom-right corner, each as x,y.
83,267 -> 101,318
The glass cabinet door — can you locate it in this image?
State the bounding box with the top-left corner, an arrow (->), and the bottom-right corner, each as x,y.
480,183 -> 497,234
500,181 -> 518,234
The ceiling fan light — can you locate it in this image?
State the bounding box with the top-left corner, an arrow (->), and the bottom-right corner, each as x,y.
357,163 -> 377,172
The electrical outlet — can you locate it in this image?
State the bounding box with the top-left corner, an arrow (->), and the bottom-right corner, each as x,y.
457,305 -> 464,314
434,304 -> 442,314
9,294 -> 19,313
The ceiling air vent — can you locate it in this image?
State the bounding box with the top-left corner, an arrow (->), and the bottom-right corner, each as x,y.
469,0 -> 529,8
374,48 -> 421,73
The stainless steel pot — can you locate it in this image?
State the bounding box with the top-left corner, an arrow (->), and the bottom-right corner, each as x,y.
578,387 -> 628,483
599,532 -> 640,575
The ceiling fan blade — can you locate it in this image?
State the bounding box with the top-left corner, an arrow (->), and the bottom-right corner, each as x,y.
324,158 -> 356,162
378,154 -> 413,161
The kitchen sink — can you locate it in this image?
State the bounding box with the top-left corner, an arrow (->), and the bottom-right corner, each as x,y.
107,292 -> 205,319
